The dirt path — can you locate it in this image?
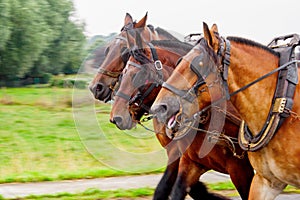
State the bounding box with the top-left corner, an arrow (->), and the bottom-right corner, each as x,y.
0,171 -> 299,199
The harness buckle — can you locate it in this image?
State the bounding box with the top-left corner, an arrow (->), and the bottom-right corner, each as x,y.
273,98 -> 287,113
154,60 -> 163,70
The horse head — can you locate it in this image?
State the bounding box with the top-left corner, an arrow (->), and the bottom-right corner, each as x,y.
89,12 -> 178,102
109,33 -> 169,130
151,23 -> 226,137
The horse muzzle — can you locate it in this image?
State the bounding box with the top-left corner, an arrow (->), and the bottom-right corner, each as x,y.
110,115 -> 134,130
89,82 -> 112,102
150,97 -> 180,124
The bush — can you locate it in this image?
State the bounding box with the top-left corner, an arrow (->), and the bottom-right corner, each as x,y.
49,76 -> 65,88
49,76 -> 89,89
41,73 -> 53,84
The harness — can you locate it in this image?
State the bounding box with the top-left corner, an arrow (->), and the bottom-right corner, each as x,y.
97,36 -> 129,79
97,24 -> 156,91
161,35 -> 300,152
162,43 -> 213,103
115,42 -> 164,110
238,34 -> 300,151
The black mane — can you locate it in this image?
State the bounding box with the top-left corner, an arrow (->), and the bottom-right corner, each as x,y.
227,36 -> 280,57
155,27 -> 180,41
151,40 -> 193,54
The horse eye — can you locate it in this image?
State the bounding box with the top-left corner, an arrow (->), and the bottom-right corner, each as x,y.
120,47 -> 130,62
104,47 -> 110,56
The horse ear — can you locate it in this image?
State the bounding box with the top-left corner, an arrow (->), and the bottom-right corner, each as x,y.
134,12 -> 148,28
210,24 -> 220,52
124,13 -> 133,26
203,22 -> 213,47
211,24 -> 219,34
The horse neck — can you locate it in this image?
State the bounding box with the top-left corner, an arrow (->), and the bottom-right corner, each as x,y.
227,41 -> 279,135
156,47 -> 185,78
141,26 -> 169,41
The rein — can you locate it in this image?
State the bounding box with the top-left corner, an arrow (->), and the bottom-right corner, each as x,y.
228,60 -> 300,99
186,55 -> 300,124
178,111 -> 245,159
162,37 -> 300,122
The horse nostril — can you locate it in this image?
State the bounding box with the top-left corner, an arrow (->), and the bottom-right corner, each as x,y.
151,103 -> 168,114
96,83 -> 104,93
112,116 -> 123,125
151,103 -> 170,123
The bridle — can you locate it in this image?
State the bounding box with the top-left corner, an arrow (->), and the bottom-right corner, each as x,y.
97,23 -> 156,92
97,35 -> 129,78
115,42 -> 164,111
161,38 -> 222,103
157,37 -> 233,138
153,37 -> 245,155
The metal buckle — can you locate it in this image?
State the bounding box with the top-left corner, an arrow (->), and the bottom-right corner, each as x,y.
273,98 -> 287,113
154,60 -> 163,70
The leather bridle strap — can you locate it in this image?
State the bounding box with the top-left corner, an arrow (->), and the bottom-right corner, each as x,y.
148,42 -> 163,72
115,36 -> 127,41
218,38 -> 231,100
127,61 -> 143,69
162,82 -> 197,103
98,68 -> 121,78
97,35 -> 128,78
115,91 -> 131,101
114,61 -> 142,101
229,60 -> 300,98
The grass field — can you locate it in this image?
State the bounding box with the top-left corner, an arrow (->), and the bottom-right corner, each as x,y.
1,183 -> 299,200
1,87 -> 299,199
0,87 -> 165,183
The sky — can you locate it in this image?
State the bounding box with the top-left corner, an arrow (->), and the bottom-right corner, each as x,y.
72,0 -> 300,44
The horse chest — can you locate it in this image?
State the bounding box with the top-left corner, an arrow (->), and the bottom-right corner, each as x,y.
248,128 -> 300,187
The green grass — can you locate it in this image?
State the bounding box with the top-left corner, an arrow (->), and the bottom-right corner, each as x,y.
207,181 -> 235,190
4,182 -> 299,200
1,181 -> 299,200
1,87 -> 299,199
0,87 -> 165,183
5,188 -> 154,200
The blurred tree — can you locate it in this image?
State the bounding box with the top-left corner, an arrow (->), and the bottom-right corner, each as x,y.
0,0 -> 86,85
0,0 -> 11,50
33,0 -> 86,76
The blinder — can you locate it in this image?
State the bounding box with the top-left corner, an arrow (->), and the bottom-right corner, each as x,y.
190,55 -> 207,92
132,67 -> 151,88
120,47 -> 130,64
116,42 -> 164,104
162,53 -> 213,103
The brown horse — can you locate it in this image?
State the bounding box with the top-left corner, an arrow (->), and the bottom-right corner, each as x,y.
111,33 -> 254,199
87,12 -> 211,199
152,22 -> 300,200
89,12 -> 179,102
